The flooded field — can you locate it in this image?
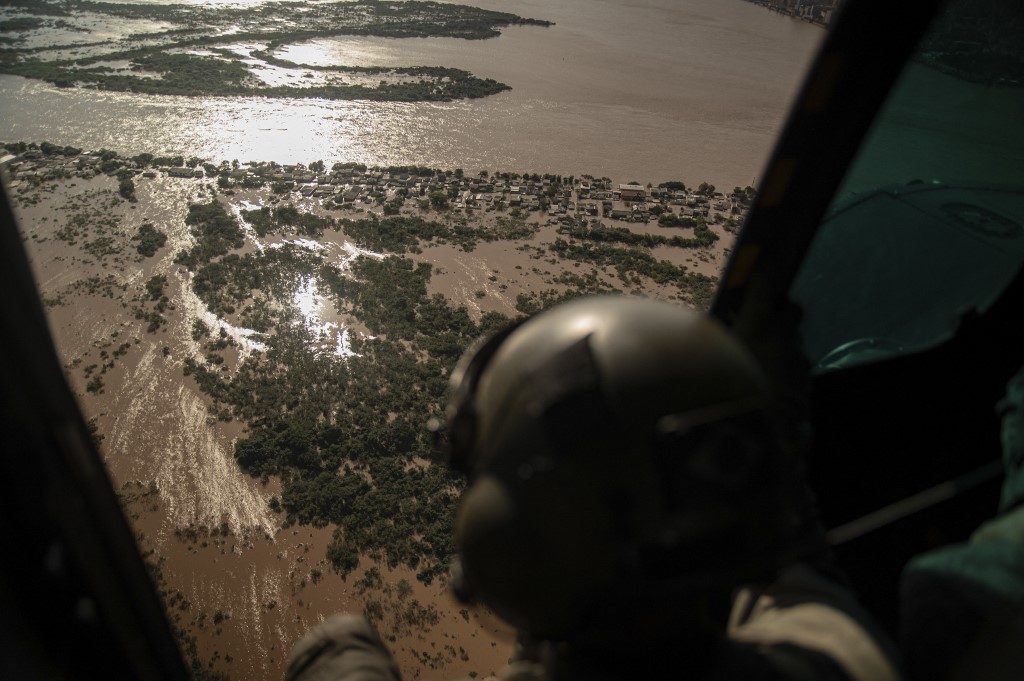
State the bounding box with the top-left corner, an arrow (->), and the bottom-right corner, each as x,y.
10,150 -> 738,678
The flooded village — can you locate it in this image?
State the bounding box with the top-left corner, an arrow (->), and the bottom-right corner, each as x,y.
5,141 -> 748,680
4,146 -> 751,236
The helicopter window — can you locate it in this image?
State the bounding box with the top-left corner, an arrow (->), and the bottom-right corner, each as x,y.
790,1 -> 1024,373
0,1 -> 828,676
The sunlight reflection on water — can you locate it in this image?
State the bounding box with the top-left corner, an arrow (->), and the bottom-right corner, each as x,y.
0,0 -> 822,188
293,274 -> 359,358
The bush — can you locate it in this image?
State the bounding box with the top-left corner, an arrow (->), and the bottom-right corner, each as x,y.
132,223 -> 167,257
174,200 -> 245,269
327,532 -> 360,576
86,376 -> 104,394
118,177 -> 136,201
145,274 -> 167,300
428,191 -> 449,210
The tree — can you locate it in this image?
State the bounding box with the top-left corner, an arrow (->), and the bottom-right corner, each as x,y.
327,531 -> 360,576
428,191 -> 449,210
145,274 -> 167,300
659,180 -> 686,191
309,160 -> 325,173
118,177 -> 136,201
698,182 -> 716,196
132,223 -> 167,256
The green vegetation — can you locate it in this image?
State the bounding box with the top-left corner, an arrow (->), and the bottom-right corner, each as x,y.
174,200 -> 245,269
170,192 -> 707,583
145,274 -> 167,301
658,180 -> 687,191
515,271 -> 621,315
558,220 -> 718,249
339,214 -> 537,254
337,214 -> 536,253
741,0 -> 837,26
327,539 -> 360,575
428,191 -> 449,211
129,210 -> 161,251
657,212 -> 694,228
0,17 -> 46,33
117,176 -> 136,202
341,215 -> 446,252
550,238 -> 716,309
353,568 -> 440,635
86,375 -> 104,394
191,245 -> 323,317
240,204 -> 335,238
1,0 -> 550,38
174,198 -> 514,584
136,275 -> 169,332
42,142 -> 82,156
5,51 -> 511,101
82,235 -> 118,260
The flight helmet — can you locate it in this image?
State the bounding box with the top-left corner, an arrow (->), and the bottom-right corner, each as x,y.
445,296 -> 796,639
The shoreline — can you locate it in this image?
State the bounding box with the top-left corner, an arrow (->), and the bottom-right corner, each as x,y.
741,0 -> 837,27
1,138 -> 758,200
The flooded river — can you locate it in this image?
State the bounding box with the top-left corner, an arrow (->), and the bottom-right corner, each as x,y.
0,0 -> 822,188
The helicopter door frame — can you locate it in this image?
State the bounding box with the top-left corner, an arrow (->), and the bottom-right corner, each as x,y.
711,0 -> 945,354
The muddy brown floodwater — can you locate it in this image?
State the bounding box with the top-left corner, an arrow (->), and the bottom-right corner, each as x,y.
3,1 -> 799,676
0,0 -> 822,191
11,163 -> 736,680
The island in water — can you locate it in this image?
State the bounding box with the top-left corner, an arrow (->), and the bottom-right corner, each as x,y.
0,0 -> 553,101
